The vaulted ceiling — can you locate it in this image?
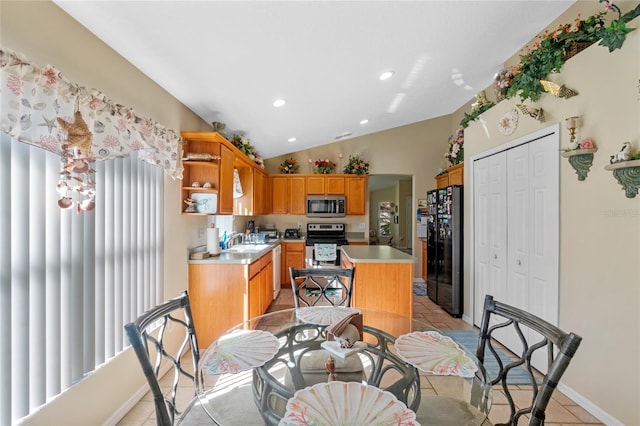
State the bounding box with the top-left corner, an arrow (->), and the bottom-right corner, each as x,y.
54,1 -> 574,159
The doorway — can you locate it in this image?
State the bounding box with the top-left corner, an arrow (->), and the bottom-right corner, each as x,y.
368,175 -> 412,250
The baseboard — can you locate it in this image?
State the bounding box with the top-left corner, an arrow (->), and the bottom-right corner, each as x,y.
557,382 -> 623,426
104,383 -> 150,426
103,362 -> 172,426
462,313 -> 473,326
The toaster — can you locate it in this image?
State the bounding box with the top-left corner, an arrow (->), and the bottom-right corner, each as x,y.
284,228 -> 299,239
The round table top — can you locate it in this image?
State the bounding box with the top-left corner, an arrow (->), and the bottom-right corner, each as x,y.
192,307 -> 492,426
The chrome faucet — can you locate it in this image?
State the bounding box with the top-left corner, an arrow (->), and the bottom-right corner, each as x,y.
226,232 -> 245,248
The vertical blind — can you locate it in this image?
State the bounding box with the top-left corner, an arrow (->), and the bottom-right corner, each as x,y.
0,132 -> 164,424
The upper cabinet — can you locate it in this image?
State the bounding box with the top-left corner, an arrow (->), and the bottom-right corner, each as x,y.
306,175 -> 345,195
271,176 -> 289,214
179,132 -> 367,216
435,163 -> 464,188
345,175 -> 366,215
180,132 -> 230,215
219,143 -> 235,214
288,176 -> 306,215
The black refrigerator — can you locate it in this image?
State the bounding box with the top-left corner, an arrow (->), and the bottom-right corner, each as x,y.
426,185 -> 463,317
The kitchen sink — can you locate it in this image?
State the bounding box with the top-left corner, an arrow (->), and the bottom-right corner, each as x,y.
223,244 -> 271,253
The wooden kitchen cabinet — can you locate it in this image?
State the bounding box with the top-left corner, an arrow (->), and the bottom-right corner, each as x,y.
218,143 -> 235,214
306,176 -> 325,194
435,163 -> 464,189
179,133 -> 225,215
188,262 -> 246,347
281,241 -> 305,287
253,169 -> 267,215
271,176 -> 289,214
306,175 -> 345,195
288,176 -> 306,215
345,175 -> 366,215
248,252 -> 273,319
189,249 -> 274,348
435,173 -> 449,189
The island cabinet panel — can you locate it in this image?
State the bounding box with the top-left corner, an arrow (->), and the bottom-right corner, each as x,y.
350,262 -> 413,318
188,263 -> 246,348
341,246 -> 414,319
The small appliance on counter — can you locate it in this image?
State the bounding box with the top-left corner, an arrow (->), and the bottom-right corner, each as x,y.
262,229 -> 278,240
261,224 -> 278,240
284,228 -> 300,239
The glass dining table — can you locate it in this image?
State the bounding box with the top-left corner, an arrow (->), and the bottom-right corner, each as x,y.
187,307 -> 492,426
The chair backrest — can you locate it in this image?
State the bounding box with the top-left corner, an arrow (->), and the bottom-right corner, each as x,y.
289,267 -> 355,309
475,294 -> 582,426
124,291 -> 200,426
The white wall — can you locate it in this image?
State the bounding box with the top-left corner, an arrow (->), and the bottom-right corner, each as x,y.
462,14 -> 640,425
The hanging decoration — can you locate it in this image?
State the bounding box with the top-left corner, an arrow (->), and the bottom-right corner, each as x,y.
540,80 -> 578,99
56,105 -> 96,211
516,104 -> 545,123
0,47 -> 184,210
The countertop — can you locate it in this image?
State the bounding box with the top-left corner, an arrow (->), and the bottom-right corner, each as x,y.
188,240 -> 283,265
341,245 -> 415,263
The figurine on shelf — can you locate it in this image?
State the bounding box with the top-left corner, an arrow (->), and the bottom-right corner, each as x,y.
610,142 -> 631,164
184,198 -> 197,213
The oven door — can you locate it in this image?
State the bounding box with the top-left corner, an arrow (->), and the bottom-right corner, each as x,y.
305,244 -> 341,268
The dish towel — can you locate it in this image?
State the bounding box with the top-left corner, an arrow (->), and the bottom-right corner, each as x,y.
314,243 -> 337,261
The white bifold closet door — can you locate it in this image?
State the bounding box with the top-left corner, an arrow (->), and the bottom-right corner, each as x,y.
473,128 -> 559,371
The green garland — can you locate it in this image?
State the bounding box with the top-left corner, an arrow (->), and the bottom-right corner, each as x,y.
460,103 -> 494,128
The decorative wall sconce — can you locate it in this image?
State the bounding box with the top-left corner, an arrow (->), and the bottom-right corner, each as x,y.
561,116 -> 597,181
566,116 -> 580,144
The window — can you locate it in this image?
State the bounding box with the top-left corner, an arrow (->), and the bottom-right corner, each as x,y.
0,133 -> 163,424
378,201 -> 394,237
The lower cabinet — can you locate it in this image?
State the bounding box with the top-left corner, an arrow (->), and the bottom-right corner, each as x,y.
189,250 -> 273,348
281,241 -> 305,287
249,253 -> 273,318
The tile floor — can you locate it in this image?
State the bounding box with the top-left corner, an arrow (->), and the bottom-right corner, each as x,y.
118,288 -> 602,426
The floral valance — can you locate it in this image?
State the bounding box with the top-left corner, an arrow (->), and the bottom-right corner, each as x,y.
0,48 -> 183,179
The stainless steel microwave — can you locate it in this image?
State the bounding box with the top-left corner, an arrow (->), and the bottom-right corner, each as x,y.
306,195 -> 346,217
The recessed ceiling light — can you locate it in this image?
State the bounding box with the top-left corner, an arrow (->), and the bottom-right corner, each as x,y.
360,119 -> 369,125
273,99 -> 286,107
288,137 -> 296,143
379,71 -> 394,81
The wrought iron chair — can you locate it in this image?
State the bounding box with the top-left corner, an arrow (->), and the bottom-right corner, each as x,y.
475,294 -> 582,426
289,267 -> 355,308
124,291 -> 202,426
288,267 -> 362,388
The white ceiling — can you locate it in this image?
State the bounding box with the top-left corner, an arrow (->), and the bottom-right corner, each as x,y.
53,1 -> 573,160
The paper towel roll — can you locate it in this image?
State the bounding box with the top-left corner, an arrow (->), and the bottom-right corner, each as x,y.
207,227 -> 221,255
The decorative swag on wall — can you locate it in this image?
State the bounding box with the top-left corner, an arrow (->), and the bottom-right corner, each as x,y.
0,48 -> 183,210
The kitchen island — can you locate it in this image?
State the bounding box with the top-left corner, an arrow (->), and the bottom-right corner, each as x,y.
341,245 -> 415,318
